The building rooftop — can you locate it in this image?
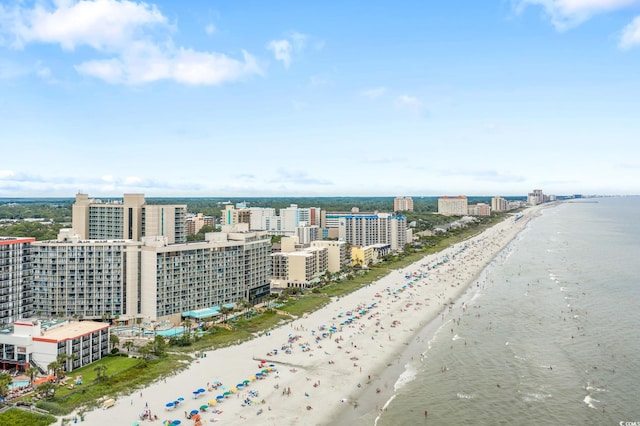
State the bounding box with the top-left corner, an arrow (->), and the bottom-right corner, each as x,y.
37,321 -> 109,342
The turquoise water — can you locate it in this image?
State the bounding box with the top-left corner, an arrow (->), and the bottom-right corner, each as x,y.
112,326 -> 185,337
336,197 -> 640,425
9,380 -> 30,389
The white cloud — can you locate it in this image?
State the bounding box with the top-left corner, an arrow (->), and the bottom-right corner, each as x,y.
4,0 -> 167,50
205,23 -> 216,35
0,170 -> 16,179
0,0 -> 261,85
267,39 -> 293,68
266,31 -> 315,68
620,15 -> 640,48
515,0 -> 640,30
361,87 -> 386,99
123,176 -> 142,185
394,95 -> 423,116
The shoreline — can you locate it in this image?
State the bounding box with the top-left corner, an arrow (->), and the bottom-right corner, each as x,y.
76,206 -> 545,426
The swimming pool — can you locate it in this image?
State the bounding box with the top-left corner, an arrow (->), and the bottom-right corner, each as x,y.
9,380 -> 30,389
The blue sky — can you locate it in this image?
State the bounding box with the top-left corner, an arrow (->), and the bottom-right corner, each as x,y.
1,0 -> 639,198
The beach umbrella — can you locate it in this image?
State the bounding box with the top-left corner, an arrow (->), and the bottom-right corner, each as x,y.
197,388 -> 205,393
249,376 -> 256,381
171,421 -> 181,425
208,399 -> 217,405
190,409 -> 199,415
261,369 -> 268,374
165,402 -> 175,409
230,387 -> 237,393
237,383 -> 244,388
199,405 -> 208,411
243,379 -> 250,385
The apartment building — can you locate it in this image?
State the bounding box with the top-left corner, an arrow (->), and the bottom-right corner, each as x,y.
139,225 -> 272,323
31,223 -> 271,324
72,193 -> 187,244
437,196 -> 468,216
491,196 -> 509,212
310,240 -> 347,273
270,246 -> 328,290
467,203 -> 491,216
32,230 -> 140,321
394,196 -> 414,212
338,213 -> 408,251
0,237 -> 35,325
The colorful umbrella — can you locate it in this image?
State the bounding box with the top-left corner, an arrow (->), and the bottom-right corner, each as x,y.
208,399 -> 217,405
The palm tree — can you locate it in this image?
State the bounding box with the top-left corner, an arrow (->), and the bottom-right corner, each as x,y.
123,340 -> 135,353
109,333 -> 120,351
26,366 -> 38,386
93,365 -> 107,382
47,360 -> 62,381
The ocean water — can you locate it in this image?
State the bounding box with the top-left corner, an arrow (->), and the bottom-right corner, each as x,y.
372,197 -> 640,426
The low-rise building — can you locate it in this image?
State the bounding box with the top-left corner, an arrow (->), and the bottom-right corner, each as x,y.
0,319 -> 109,373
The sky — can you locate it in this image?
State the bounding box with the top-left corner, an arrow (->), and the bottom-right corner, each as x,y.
1,0 -> 640,198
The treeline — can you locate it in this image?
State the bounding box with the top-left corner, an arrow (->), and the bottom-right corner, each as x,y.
0,221 -> 65,240
0,202 -> 72,222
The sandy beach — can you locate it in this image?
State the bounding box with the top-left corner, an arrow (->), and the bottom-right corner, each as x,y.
75,207 -> 541,426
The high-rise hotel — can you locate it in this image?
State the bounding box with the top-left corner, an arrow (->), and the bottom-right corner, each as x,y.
28,194 -> 272,324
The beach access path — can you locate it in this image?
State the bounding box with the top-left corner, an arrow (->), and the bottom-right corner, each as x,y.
77,206 -> 542,426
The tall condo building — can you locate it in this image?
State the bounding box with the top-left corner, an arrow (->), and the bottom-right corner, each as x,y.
491,196 -> 509,212
437,196 -> 468,216
72,193 -> 187,244
31,225 -> 271,323
394,196 -> 414,212
0,237 -> 35,325
338,213 -> 409,251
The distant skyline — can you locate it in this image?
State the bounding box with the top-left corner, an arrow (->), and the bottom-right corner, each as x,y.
1,1 -> 640,198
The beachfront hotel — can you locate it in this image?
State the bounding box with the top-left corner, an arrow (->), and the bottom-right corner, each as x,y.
338,212 -> 409,251
0,319 -> 109,374
270,245 -> 328,291
0,237 -> 35,326
30,225 -> 271,324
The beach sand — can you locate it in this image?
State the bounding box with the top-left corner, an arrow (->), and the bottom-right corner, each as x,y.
76,207 -> 540,426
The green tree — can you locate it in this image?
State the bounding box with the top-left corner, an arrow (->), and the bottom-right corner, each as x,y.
109,333 -> 120,350
36,381 -> 56,400
151,335 -> 167,357
26,366 -> 39,386
93,365 -> 107,382
0,372 -> 11,399
123,340 -> 135,353
47,361 -> 62,380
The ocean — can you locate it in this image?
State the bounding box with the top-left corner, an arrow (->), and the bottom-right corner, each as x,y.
369,197 -> 640,426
